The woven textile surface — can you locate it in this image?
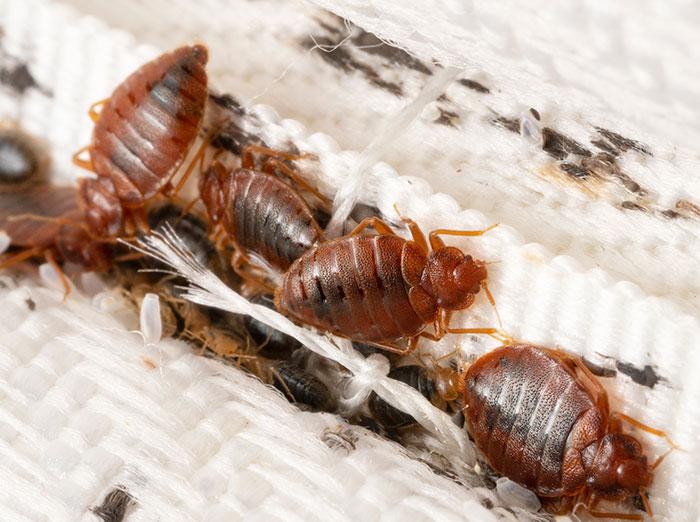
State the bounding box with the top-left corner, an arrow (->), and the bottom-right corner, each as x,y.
0,0 -> 699,521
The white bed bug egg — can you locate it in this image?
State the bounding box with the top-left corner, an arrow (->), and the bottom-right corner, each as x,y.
495,477 -> 541,511
139,293 -> 162,345
519,108 -> 543,146
39,262 -> 72,293
0,230 -> 9,254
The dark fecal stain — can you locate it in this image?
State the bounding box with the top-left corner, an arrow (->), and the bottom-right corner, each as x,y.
492,115 -> 520,134
580,153 -> 646,195
582,356 -> 617,378
458,78 -> 490,94
560,162 -> 589,179
676,199 -> 700,218
590,137 -> 620,156
315,17 -> 346,37
209,92 -> 245,115
541,128 -> 591,160
434,108 -> 460,128
351,30 -> 433,75
304,36 -> 403,96
480,497 -> 495,510
620,201 -> 647,212
0,62 -> 40,95
595,127 -> 651,156
92,486 -> 134,522
615,361 -> 663,389
25,297 -> 35,311
658,208 -> 681,219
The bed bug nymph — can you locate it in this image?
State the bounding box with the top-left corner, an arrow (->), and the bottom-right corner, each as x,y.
199,146 -> 325,282
73,45 -> 209,237
276,210 -> 500,353
0,184 -> 112,294
462,343 -> 676,519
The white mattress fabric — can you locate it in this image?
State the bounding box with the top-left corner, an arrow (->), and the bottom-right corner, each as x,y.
0,0 -> 699,521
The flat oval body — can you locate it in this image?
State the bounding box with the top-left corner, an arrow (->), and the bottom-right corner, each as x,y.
223,168 -> 322,270
271,360 -> 334,411
277,235 -> 431,343
463,344 -> 608,497
0,186 -> 79,248
91,45 -> 208,206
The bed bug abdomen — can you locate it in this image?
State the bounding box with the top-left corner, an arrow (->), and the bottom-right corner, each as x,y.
91,45 -> 208,206
277,235 -> 430,343
271,361 -> 334,411
224,168 -> 323,270
464,344 -> 606,496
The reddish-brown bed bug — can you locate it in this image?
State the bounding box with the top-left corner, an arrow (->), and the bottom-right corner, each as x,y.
73,45 -> 209,237
463,343 -> 676,519
275,211 -> 499,353
199,146 -> 325,282
0,184 -> 111,293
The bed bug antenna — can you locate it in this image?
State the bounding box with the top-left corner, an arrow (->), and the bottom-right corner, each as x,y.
480,280 -> 503,330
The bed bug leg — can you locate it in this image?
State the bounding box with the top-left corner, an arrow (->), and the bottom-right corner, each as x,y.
88,98 -> 109,122
6,213 -> 87,230
347,217 -> 397,237
261,157 -> 329,205
0,246 -> 43,269
72,145 -> 94,171
45,249 -> 72,300
611,412 -> 679,450
170,135 -> 214,197
241,144 -> 316,165
231,250 -> 275,293
422,309 -> 500,341
428,223 -> 499,250
392,204 -> 429,253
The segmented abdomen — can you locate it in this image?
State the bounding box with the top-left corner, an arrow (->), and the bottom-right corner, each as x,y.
224,169 -> 322,270
277,235 -> 429,343
463,344 -> 602,496
271,361 -> 333,411
0,186 -> 80,248
91,45 -> 208,206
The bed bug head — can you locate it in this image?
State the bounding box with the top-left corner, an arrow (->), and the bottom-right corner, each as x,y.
586,433 -> 652,504
421,247 -> 488,310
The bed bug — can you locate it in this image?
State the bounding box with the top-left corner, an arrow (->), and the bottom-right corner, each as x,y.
275,213 -> 499,352
73,45 -> 209,237
244,293 -> 304,358
199,149 -> 325,280
368,365 -> 438,431
0,185 -> 112,293
462,343 -> 675,519
0,123 -> 48,188
269,360 -> 335,411
146,202 -> 235,284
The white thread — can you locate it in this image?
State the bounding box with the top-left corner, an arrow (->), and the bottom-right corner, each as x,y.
133,228 -> 474,465
325,65 -> 462,237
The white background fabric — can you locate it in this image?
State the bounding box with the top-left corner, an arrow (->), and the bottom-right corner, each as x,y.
0,0 -> 698,520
